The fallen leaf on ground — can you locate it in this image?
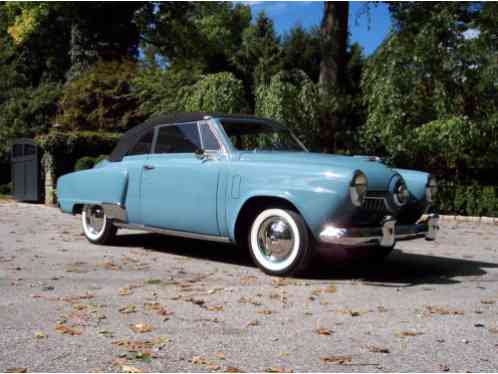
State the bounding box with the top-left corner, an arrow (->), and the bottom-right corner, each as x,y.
238,297 -> 262,306
121,365 -> 142,373
246,320 -> 259,327
257,309 -> 273,315
113,338 -> 166,351
214,352 -> 225,360
425,306 -> 464,315
207,288 -> 223,295
185,297 -> 206,307
488,327 -> 498,334
225,367 -> 243,372
320,355 -> 352,364
368,346 -> 390,353
6,368 -> 27,373
191,356 -> 209,365
119,305 -> 137,314
34,331 -> 46,339
265,367 -> 293,373
119,288 -> 131,296
145,278 -> 162,285
97,330 -> 114,338
324,284 -> 337,293
55,324 -> 81,336
377,306 -> 388,313
130,323 -> 153,333
207,305 -> 224,312
480,299 -> 495,305
315,328 -> 333,336
396,331 -> 423,337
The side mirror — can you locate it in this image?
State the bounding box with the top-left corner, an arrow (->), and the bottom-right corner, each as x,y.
194,148 -> 206,159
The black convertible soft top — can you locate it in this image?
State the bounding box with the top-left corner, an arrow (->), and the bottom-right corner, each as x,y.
108,112 -> 280,162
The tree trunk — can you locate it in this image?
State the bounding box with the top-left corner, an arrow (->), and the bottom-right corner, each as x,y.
319,1 -> 349,153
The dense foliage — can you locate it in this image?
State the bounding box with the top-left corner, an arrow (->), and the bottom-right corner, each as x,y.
0,2 -> 496,214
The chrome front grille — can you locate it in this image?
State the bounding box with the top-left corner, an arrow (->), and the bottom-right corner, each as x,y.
362,191 -> 388,212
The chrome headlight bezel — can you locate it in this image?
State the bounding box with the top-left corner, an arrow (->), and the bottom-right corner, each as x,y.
350,171 -> 368,207
393,177 -> 410,207
426,175 -> 438,202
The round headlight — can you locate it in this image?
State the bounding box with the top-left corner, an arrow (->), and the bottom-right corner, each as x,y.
350,171 -> 368,207
393,178 -> 410,206
426,175 -> 438,202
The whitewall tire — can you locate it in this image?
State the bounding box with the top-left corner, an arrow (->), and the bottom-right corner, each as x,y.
248,208 -> 313,276
82,204 -> 117,244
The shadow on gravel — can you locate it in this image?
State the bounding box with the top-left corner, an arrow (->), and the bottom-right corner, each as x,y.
114,233 -> 498,287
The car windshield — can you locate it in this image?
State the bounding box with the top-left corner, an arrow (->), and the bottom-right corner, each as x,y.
221,120 -> 307,152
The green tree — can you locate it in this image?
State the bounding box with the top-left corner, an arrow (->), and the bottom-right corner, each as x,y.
184,72 -> 248,114
256,70 -> 321,150
57,60 -> 143,132
281,26 -> 321,83
361,2 -> 498,180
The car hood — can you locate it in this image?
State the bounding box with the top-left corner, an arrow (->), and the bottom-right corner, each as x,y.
237,151 -> 397,191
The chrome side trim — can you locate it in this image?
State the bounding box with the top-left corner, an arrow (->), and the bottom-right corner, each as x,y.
113,222 -> 231,243
319,213 -> 439,247
102,203 -> 127,222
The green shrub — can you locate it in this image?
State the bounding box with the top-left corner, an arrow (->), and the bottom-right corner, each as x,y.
94,154 -> 108,165
434,183 -> 498,217
0,182 -> 11,195
74,156 -> 96,171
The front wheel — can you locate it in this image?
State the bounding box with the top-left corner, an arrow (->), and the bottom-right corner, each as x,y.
248,208 -> 313,276
82,204 -> 117,244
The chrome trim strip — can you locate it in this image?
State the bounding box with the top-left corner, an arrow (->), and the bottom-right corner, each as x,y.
114,222 -> 231,243
320,214 -> 439,247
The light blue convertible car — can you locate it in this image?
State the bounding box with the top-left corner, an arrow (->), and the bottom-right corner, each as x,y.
57,113 -> 439,275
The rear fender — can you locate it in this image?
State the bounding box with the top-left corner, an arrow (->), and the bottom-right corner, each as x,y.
57,167 -> 128,214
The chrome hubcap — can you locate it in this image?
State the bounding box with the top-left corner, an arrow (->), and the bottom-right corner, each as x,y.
84,205 -> 105,235
257,216 -> 295,263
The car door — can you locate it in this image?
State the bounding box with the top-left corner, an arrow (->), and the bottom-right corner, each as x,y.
140,121 -> 223,236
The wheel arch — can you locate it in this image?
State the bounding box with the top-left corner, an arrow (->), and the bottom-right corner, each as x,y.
232,194 -> 306,247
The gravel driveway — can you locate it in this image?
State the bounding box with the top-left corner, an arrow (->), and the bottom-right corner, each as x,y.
0,200 -> 497,372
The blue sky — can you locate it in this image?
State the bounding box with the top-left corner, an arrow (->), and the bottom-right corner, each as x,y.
243,1 -> 392,55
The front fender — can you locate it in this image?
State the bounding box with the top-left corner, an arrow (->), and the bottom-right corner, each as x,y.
394,168 -> 429,202
57,167 -> 128,214
226,164 -> 357,241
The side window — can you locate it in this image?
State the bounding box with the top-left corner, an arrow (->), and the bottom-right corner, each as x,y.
127,130 -> 154,156
200,124 -> 221,151
154,123 -> 201,154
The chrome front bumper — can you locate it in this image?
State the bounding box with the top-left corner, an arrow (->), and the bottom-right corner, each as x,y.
319,214 -> 439,247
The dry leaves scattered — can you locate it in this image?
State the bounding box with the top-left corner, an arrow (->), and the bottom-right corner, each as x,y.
315,328 -> 333,336
130,323 -> 153,334
119,304 -> 137,314
396,331 -> 423,337
265,367 -> 293,373
121,365 -> 143,373
480,299 -> 495,305
34,331 -> 46,339
55,323 -> 81,336
321,355 -> 353,365
425,306 -> 464,316
367,346 -> 390,354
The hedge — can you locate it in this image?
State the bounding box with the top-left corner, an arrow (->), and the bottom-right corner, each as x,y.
435,183 -> 498,217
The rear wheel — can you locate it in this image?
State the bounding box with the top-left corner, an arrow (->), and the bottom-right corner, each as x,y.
248,208 -> 313,276
82,204 -> 117,244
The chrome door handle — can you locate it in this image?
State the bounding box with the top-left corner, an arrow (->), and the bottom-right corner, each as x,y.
143,165 -> 155,171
